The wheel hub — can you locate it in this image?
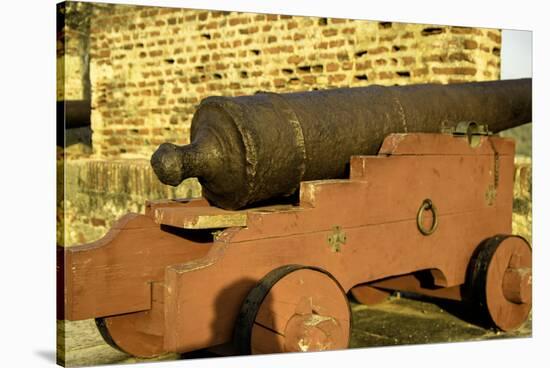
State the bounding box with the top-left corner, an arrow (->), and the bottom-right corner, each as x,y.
502,266 -> 532,304
284,313 -> 342,352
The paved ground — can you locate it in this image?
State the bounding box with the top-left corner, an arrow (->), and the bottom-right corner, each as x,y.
58,292 -> 531,366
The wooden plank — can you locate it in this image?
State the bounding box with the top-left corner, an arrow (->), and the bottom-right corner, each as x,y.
144,197 -> 210,217
153,206 -> 247,229
63,213 -> 211,321
369,274 -> 463,301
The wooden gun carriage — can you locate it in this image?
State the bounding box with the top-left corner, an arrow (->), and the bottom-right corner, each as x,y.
58,124 -> 532,357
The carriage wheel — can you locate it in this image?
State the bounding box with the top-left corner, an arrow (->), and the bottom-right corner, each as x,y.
466,235 -> 532,331
95,310 -> 166,358
350,284 -> 391,305
234,265 -> 351,355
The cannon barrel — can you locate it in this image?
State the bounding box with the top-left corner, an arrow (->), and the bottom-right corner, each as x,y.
151,78 -> 531,210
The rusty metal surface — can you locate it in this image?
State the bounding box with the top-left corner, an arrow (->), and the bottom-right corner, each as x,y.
151,78 -> 531,209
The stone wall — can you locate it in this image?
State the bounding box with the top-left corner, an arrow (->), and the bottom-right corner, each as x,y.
57,2 -> 90,101
59,159 -> 200,245
512,158 -> 532,243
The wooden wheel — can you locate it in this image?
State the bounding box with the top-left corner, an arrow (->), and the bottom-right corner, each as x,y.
95,309 -> 166,358
467,235 -> 532,331
234,265 -> 351,355
350,284 -> 391,305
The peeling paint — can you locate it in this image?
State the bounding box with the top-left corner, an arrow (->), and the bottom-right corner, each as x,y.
297,338 -> 310,352
485,184 -> 497,206
304,314 -> 335,327
173,259 -> 215,273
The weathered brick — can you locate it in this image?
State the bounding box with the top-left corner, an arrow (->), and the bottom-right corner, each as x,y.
380,34 -> 397,42
330,39 -> 345,48
432,67 -> 477,76
487,31 -> 501,43
355,61 -> 372,70
239,26 -> 259,35
401,56 -> 415,65
303,75 -> 317,84
287,55 -> 304,64
368,46 -> 389,55
273,78 -> 286,88
463,39 -> 478,49
322,28 -> 338,37
98,49 -> 110,58
331,18 -> 346,24
328,74 -> 346,83
316,41 -> 328,49
326,62 -> 339,72
342,61 -> 353,70
412,67 -> 429,76
422,54 -> 447,62
341,27 -> 355,35
449,52 -> 472,63
229,17 -> 248,26
287,21 -> 298,30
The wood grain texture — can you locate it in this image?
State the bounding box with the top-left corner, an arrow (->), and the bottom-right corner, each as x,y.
62,213 -> 211,321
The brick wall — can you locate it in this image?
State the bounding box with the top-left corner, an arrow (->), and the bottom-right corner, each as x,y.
84,3 -> 502,158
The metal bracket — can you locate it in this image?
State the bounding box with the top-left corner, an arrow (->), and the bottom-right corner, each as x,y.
445,121 -> 491,148
327,226 -> 346,253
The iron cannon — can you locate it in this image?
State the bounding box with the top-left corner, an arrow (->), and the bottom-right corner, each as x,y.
151,79 -> 531,209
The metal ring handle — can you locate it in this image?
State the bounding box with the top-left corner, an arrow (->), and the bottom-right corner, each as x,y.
417,198 -> 438,236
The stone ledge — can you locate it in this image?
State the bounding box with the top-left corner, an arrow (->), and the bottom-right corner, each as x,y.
59,158 -> 201,245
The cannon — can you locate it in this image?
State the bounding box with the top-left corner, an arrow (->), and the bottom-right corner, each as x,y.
151,79 -> 531,209
59,79 -> 532,358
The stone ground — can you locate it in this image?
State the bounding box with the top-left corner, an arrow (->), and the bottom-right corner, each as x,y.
58,292 -> 531,367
